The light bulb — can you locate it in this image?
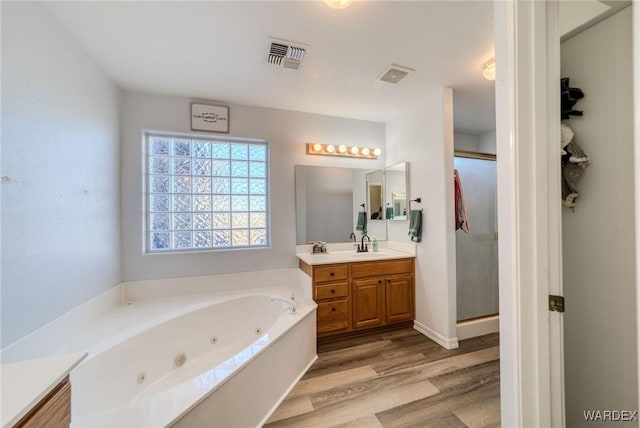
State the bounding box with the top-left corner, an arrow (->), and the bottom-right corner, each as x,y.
326,144 -> 335,153
361,148 -> 370,156
373,148 -> 382,156
312,143 -> 322,152
350,146 -> 359,155
323,0 -> 354,9
338,145 -> 347,153
482,59 -> 496,81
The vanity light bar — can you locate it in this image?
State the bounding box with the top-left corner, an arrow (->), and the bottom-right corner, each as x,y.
306,143 -> 382,159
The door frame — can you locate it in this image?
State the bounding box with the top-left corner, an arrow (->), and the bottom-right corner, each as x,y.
496,0 -> 640,425
634,0 -> 640,416
494,0 -> 563,426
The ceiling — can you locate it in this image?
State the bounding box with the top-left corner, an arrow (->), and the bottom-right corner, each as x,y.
42,1 -> 496,133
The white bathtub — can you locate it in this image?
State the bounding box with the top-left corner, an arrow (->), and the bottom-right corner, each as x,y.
70,293 -> 316,427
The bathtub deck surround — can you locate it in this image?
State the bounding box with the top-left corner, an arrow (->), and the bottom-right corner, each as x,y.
0,269 -> 316,428
121,268 -> 313,302
1,269 -> 311,364
1,352 -> 86,427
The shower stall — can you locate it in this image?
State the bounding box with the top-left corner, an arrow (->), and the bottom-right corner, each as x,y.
454,152 -> 498,321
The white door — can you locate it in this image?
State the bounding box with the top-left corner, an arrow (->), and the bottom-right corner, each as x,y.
495,1 -> 640,426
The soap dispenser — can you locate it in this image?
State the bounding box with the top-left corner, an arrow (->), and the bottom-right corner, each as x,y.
372,237 -> 378,252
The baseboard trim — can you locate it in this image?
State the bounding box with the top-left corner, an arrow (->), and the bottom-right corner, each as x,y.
456,315 -> 500,340
413,320 -> 459,349
317,321 -> 413,344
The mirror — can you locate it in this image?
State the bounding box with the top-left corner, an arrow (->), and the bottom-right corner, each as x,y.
385,162 -> 409,221
366,169 -> 384,220
295,165 -> 387,245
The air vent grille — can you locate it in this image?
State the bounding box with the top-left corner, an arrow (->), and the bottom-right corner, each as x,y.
270,43 -> 288,57
266,38 -> 309,70
377,64 -> 414,84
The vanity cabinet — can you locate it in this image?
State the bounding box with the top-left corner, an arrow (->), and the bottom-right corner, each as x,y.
300,257 -> 415,339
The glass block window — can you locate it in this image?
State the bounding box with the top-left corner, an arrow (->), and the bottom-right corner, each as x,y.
146,133 -> 269,252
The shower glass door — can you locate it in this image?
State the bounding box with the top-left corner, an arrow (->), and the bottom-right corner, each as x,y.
454,155 -> 498,321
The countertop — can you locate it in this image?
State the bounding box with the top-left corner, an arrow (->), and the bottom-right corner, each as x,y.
297,242 -> 416,266
1,352 -> 87,427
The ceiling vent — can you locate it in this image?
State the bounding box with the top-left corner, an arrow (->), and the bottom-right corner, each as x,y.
377,64 -> 414,84
266,38 -> 309,70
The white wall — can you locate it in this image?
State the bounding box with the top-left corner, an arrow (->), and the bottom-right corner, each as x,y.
561,6 -> 637,426
386,88 -> 457,343
453,131 -> 496,155
453,132 -> 480,152
478,130 -> 496,154
1,3 -> 122,348
121,92 -> 385,280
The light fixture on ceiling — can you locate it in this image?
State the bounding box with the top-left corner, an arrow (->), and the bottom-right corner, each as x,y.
483,59 -> 496,81
323,0 -> 354,10
307,143 -> 381,159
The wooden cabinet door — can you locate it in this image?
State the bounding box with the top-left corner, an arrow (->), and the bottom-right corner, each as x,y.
385,274 -> 414,323
352,278 -> 384,329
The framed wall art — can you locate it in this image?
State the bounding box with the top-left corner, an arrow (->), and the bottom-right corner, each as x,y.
191,103 -> 229,133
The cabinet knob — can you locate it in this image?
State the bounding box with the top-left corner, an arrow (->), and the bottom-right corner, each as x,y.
378,280 -> 382,284
332,307 -> 336,312
330,272 -> 335,276
331,289 -> 335,294
387,279 -> 391,282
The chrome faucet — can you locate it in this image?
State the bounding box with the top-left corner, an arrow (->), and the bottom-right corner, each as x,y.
358,234 -> 371,253
270,293 -> 298,314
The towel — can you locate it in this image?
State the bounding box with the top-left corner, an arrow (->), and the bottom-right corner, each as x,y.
386,206 -> 394,219
356,211 -> 367,233
408,210 -> 422,243
454,170 -> 470,232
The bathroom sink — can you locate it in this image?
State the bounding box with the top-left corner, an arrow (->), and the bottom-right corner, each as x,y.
350,251 -> 389,259
297,248 -> 414,265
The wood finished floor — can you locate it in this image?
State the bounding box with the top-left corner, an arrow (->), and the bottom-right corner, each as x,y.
264,328 -> 500,428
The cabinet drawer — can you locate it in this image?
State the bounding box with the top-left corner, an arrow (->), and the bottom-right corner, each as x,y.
314,264 -> 348,283
317,300 -> 349,333
352,258 -> 413,279
315,282 -> 349,300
